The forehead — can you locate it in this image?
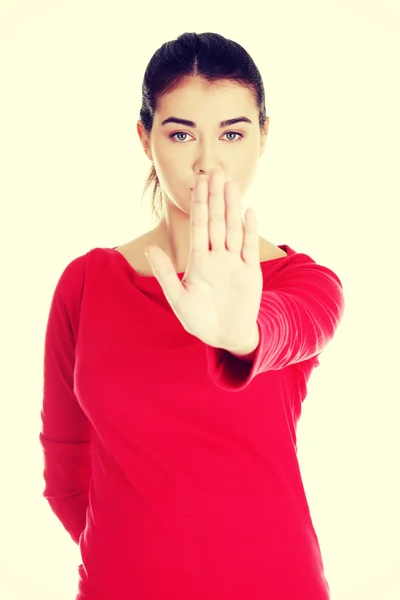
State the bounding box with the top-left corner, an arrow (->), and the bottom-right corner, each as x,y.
157,77 -> 255,112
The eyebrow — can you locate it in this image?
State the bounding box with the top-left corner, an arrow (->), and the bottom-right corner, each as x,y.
161,116 -> 253,128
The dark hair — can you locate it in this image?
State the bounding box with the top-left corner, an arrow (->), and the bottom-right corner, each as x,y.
139,32 -> 268,224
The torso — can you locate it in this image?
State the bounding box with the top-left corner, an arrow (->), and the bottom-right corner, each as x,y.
114,231 -> 287,277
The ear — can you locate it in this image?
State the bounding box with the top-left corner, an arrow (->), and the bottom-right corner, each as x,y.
259,117 -> 270,158
137,121 -> 153,161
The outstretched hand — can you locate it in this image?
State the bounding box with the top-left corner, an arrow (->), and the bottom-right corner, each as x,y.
144,168 -> 263,351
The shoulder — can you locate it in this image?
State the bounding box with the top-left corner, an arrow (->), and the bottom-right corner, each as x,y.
114,231 -> 155,276
258,236 -> 288,261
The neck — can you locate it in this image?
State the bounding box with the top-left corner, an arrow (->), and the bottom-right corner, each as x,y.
153,212 -> 190,274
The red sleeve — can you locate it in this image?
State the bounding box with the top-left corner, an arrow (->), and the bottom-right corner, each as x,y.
206,257 -> 345,391
39,257 -> 92,545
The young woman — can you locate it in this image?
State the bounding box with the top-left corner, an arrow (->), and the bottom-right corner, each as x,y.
39,31 -> 344,600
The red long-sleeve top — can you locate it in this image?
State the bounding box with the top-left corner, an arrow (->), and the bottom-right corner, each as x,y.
39,243 -> 345,599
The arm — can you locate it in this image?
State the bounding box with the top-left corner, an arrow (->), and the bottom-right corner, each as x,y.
39,264 -> 92,545
226,324 -> 260,363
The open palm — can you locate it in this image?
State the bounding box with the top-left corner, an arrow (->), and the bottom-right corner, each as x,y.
144,168 -> 263,351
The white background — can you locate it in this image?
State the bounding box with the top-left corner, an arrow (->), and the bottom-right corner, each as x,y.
1,1 -> 399,598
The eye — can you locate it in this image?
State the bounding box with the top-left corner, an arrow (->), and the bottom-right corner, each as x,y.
169,131 -> 244,143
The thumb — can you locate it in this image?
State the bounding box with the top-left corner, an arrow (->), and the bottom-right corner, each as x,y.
144,246 -> 154,267
144,246 -> 185,309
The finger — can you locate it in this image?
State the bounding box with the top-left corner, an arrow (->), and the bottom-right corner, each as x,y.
190,178 -> 209,253
225,180 -> 243,256
145,246 -> 186,308
241,207 -> 259,266
208,168 -> 226,251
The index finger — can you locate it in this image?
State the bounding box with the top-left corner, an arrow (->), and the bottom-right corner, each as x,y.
190,178 -> 209,253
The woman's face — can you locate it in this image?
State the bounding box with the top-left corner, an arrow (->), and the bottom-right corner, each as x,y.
138,76 -> 269,216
